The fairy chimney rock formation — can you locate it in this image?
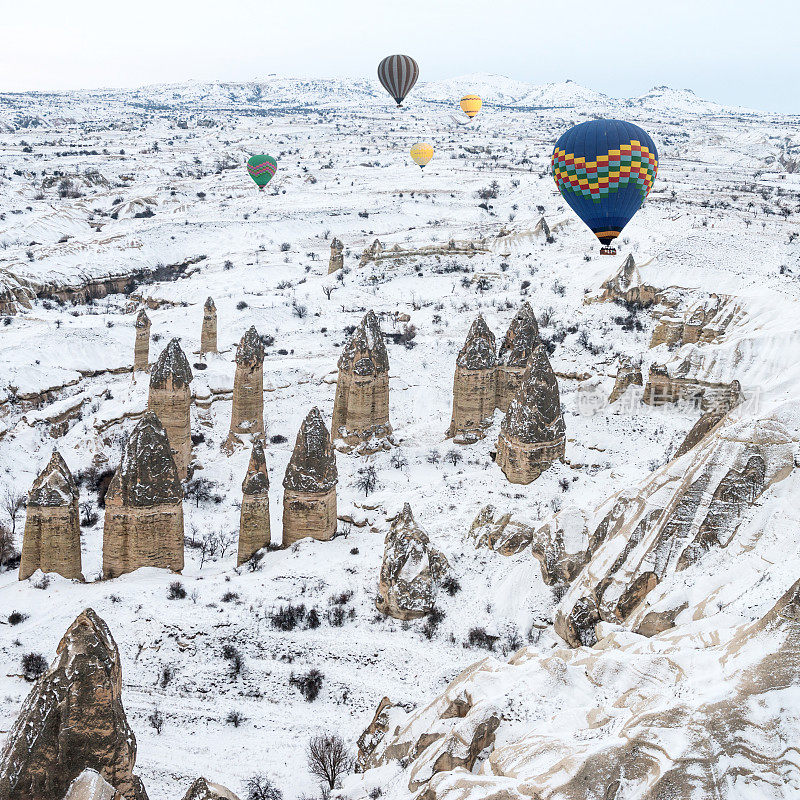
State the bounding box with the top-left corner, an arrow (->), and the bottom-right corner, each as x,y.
447,315 -> 497,443
19,450 -> 84,582
497,302 -> 543,412
596,253 -> 657,306
238,440 -> 271,565
148,338 -> 193,478
229,326 -> 265,437
331,310 -> 391,450
102,411 -> 184,578
0,609 -> 147,800
282,408 -> 338,547
133,310 -> 150,371
376,504 -> 449,620
200,297 -> 217,354
496,349 -> 566,484
608,358 -> 643,403
328,237 -> 344,274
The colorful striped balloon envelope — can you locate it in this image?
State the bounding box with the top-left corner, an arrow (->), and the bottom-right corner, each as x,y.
246,155 -> 278,188
552,120 -> 658,246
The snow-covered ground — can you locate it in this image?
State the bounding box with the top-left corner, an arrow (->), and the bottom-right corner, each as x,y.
0,75 -> 799,798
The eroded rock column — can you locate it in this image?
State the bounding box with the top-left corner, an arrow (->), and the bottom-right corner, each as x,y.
229,326 -> 265,437
148,338 -> 193,478
447,315 -> 497,443
19,450 -> 84,581
376,504 -> 449,620
282,408 -> 338,546
133,309 -> 150,371
238,440 -> 271,565
497,302 -> 542,412
328,237 -> 344,274
102,411 -> 184,578
0,608 -> 147,800
496,349 -> 565,484
200,297 -> 217,354
331,310 -> 391,451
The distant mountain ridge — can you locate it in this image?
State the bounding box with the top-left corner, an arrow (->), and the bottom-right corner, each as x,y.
0,73 -> 764,126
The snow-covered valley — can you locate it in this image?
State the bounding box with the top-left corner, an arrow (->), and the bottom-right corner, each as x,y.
1,74 -> 799,800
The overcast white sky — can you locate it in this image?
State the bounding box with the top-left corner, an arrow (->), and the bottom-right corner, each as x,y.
2,0 -> 798,112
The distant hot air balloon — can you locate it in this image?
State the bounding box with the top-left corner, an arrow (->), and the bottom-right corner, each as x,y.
378,55 -> 419,107
460,94 -> 482,120
551,120 -> 658,253
410,143 -> 433,170
247,155 -> 277,189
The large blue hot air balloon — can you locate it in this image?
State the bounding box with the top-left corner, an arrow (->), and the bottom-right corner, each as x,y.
552,120 -> 658,251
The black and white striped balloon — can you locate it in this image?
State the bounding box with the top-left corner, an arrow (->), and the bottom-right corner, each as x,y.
377,54 -> 419,107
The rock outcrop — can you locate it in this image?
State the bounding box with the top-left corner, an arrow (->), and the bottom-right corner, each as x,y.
608,357 -> 643,403
591,254 -> 657,307
331,310 -> 391,451
200,297 -> 217,354
0,609 -> 147,800
554,415 -> 794,647
468,504 -> 534,556
354,663 -> 499,792
19,450 -> 84,582
62,770 -> 121,800
102,412 -> 184,578
356,697 -> 403,772
446,316 -> 497,443
495,349 -> 565,484
133,310 -> 150,371
229,326 -> 265,437
496,303 -> 542,412
148,338 -> 193,478
180,778 -> 240,800
238,440 -> 271,565
328,237 -> 344,274
282,408 -> 338,547
643,358 -> 741,412
649,290 -> 742,348
376,504 -> 449,620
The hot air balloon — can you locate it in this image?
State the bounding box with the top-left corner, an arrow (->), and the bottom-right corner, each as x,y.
247,155 -> 277,189
410,143 -> 433,170
551,120 -> 658,254
460,94 -> 482,120
378,55 -> 419,106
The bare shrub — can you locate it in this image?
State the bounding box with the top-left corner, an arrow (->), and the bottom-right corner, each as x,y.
306,733 -> 354,789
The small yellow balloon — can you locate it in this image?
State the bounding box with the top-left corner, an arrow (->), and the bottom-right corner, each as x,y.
460,94 -> 482,120
410,142 -> 434,169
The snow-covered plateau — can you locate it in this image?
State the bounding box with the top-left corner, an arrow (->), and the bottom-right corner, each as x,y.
0,73 -> 799,800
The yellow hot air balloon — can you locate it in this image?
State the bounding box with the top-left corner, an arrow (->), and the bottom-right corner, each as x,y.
460,94 -> 482,120
410,142 -> 434,170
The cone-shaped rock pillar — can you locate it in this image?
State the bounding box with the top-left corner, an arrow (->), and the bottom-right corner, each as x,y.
229,326 -> 265,436
200,297 -> 217,354
282,408 -> 338,547
376,504 -> 449,620
328,237 -> 344,274
0,608 -> 147,800
133,310 -> 150,371
497,302 -> 543,412
238,440 -> 271,565
331,310 -> 391,450
447,315 -> 497,443
102,411 -> 184,578
608,357 -> 643,403
19,450 -> 84,581
148,339 -> 193,478
496,349 -> 565,484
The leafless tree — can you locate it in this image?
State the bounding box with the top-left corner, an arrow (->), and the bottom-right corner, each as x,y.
2,488 -> 26,539
217,531 -> 235,559
0,522 -> 14,567
306,733 -> 354,790
199,531 -> 219,568
245,774 -> 282,800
